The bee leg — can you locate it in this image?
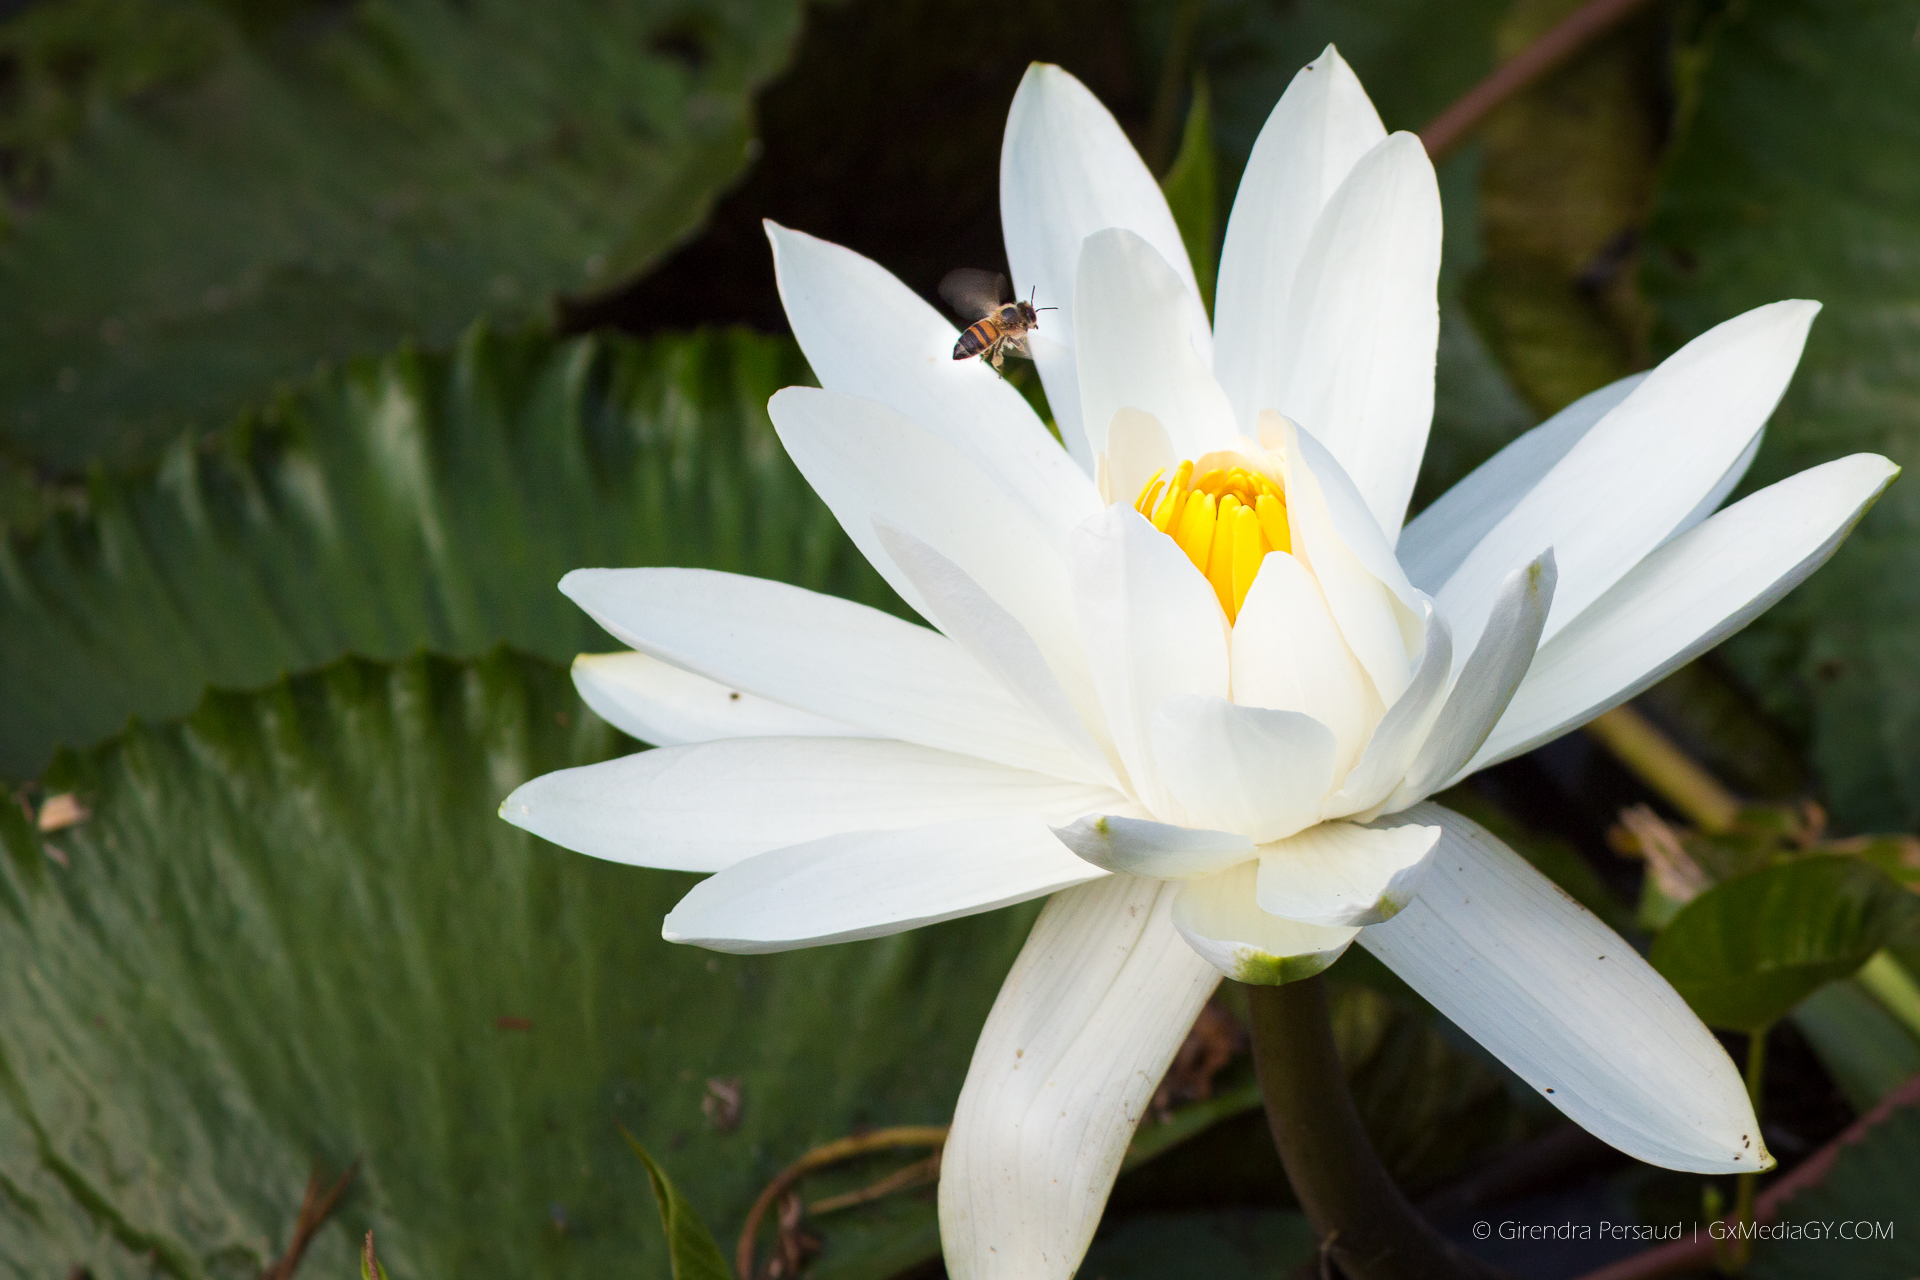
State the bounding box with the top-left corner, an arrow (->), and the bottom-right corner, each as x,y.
990,345 -> 1005,371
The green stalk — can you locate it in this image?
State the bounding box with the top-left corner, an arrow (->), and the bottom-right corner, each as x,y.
1722,1026 -> 1769,1274
1246,977 -> 1506,1280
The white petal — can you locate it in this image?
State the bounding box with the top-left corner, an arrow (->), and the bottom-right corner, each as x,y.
1068,506 -> 1230,816
1361,803 -> 1767,1174
1322,598 -> 1452,820
1172,861 -> 1358,984
877,523 -> 1118,786
570,650 -> 871,746
940,875 -> 1219,1280
1254,818 -> 1440,927
1461,453 -> 1899,778
1051,813 -> 1253,880
663,817 -> 1107,952
770,387 -> 1095,716
1669,416 -> 1764,546
1074,229 -> 1237,461
1231,551 -> 1383,780
500,738 -> 1123,873
562,568 -> 1097,782
1102,407 -> 1176,508
1270,133 -> 1442,537
1385,550 -> 1556,809
1151,695 -> 1336,841
1398,373 -> 1647,593
1215,45 -> 1387,434
1001,64 -> 1210,461
1437,300 -> 1820,658
1275,415 -> 1421,703
767,221 -> 1097,527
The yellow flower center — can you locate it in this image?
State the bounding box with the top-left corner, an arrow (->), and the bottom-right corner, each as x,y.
1134,459 -> 1291,622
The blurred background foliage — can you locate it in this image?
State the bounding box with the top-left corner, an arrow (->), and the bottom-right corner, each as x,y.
6,0 -> 1920,1278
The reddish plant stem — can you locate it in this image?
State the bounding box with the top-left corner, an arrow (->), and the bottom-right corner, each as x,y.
1419,0 -> 1660,160
1574,1071 -> 1920,1280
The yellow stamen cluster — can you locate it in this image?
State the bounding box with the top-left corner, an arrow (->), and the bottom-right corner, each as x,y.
1134,460 -> 1291,622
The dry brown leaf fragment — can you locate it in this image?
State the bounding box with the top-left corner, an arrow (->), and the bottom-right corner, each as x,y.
1151,998 -> 1247,1123
703,1076 -> 742,1133
36,793 -> 90,833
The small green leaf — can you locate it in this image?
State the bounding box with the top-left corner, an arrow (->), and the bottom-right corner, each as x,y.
620,1128 -> 734,1280
1160,75 -> 1216,313
1652,855 -> 1920,1032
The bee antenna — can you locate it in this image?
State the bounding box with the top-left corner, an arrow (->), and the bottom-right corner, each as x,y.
1035,306 -> 1058,312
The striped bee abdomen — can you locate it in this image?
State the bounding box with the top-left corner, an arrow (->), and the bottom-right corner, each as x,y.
953,318 -> 1000,361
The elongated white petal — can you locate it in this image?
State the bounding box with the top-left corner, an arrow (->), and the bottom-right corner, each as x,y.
1001,64 -> 1210,461
877,523 -> 1118,786
1075,229 -> 1237,461
767,222 -> 1096,527
1386,551 -> 1555,809
1270,133 -> 1441,537
1172,861 -> 1358,984
663,817 -> 1107,952
1273,414 -> 1421,703
571,650 -> 870,746
1461,453 -> 1899,778
1051,814 -> 1252,879
1232,551 -> 1383,779
1398,373 -> 1646,593
1103,407 -> 1176,508
1438,301 -> 1820,657
771,387 -> 1095,716
1255,818 -> 1439,927
1069,506 -> 1231,815
1361,803 -> 1767,1174
941,875 -> 1219,1280
1670,419 -> 1764,546
1323,598 -> 1451,820
501,739 -> 1123,873
563,568 -> 1096,782
1215,45 -> 1386,433
1028,333 -> 1091,471
1151,695 -> 1336,841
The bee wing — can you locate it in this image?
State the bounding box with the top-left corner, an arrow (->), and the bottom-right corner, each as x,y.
938,268 -> 1013,322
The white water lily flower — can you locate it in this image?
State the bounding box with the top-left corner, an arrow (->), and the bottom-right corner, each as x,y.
503,47 -> 1895,1280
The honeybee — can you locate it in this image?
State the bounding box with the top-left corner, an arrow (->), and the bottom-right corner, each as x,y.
939,268 -> 1054,369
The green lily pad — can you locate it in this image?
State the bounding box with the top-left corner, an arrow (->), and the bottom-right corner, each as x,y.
1750,1101 -> 1920,1279
0,324 -> 894,781
0,648 -> 1039,1279
1641,0 -> 1920,831
0,0 -> 808,471
1651,855 -> 1920,1033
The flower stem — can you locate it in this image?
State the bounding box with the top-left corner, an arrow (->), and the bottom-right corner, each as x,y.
1722,1027 -> 1770,1274
1246,976 -> 1506,1280
1419,0 -> 1659,160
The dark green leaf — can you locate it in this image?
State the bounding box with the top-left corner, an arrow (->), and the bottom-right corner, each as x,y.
0,649 -> 1035,1278
1160,75 -> 1217,314
621,1131 -> 733,1280
1080,1209 -> 1315,1279
1791,980 -> 1920,1114
0,324 -> 896,781
1641,0 -> 1920,831
1750,1100 -> 1920,1279
0,0 -> 808,471
1651,855 -> 1920,1032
